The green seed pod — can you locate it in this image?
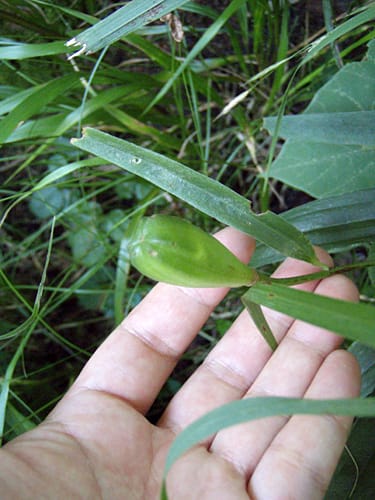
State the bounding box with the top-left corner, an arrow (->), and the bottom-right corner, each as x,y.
128,215 -> 258,288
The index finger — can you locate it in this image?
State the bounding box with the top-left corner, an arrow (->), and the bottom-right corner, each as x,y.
67,227 -> 255,414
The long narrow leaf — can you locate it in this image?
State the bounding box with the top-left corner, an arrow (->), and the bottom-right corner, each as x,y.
145,0 -> 246,112
0,75 -> 78,144
162,397 -> 375,494
5,86 -> 137,144
244,282 -> 375,348
0,88 -> 35,116
66,0 -> 190,56
31,159 -> 103,191
72,127 -> 320,265
251,189 -> 375,268
241,298 -> 278,351
0,41 -> 73,59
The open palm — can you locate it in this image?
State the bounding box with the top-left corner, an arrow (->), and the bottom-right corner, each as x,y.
0,228 -> 360,499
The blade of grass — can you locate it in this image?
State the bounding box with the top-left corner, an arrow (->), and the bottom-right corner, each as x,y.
66,0 -> 190,57
144,0 -> 247,113
2,85 -> 144,187
114,238 -> 131,326
322,0 -> 343,68
0,87 -> 36,116
263,0 -> 289,114
0,218 -> 55,443
0,74 -> 78,144
302,3 -> 375,64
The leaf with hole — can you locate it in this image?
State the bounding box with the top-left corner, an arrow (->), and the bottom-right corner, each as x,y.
73,127 -> 321,266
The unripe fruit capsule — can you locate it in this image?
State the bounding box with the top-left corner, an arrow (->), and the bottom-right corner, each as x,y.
128,215 -> 258,288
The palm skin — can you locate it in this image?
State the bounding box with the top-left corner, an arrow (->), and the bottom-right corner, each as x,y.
0,228 -> 360,499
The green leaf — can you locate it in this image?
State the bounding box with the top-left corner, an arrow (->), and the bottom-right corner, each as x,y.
267,42 -> 375,198
72,127 -> 320,265
162,396 -> 375,480
102,209 -> 130,243
68,227 -> 108,267
241,297 -> 278,351
264,111 -> 375,146
368,38 -> 375,62
0,87 -> 35,116
0,75 -> 78,144
325,416 -> 375,499
66,0 -> 190,56
0,41 -> 73,59
369,243 -> 375,285
76,267 -> 115,314
4,402 -> 36,441
29,187 -> 76,220
30,159 -> 103,191
4,86 -> 134,144
251,189 -> 375,268
349,342 -> 375,398
245,282 -> 375,348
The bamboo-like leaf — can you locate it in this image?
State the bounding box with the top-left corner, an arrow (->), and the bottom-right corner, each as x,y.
72,127 -> 320,265
241,298 -> 278,351
251,189 -> 375,268
244,282 -> 375,348
66,0 -> 190,57
161,397 -> 375,498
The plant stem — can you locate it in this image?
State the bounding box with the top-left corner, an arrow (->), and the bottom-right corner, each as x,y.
258,260 -> 375,287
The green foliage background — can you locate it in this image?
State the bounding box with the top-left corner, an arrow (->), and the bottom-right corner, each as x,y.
0,1 -> 374,497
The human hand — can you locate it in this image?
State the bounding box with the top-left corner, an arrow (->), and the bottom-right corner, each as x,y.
0,228 -> 360,499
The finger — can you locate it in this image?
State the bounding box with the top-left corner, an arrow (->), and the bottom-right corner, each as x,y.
64,227 -> 255,414
249,349 -> 360,499
159,248 -> 333,432
209,274 -> 359,476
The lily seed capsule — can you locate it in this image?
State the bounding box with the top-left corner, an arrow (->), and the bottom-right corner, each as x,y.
128,215 -> 258,288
